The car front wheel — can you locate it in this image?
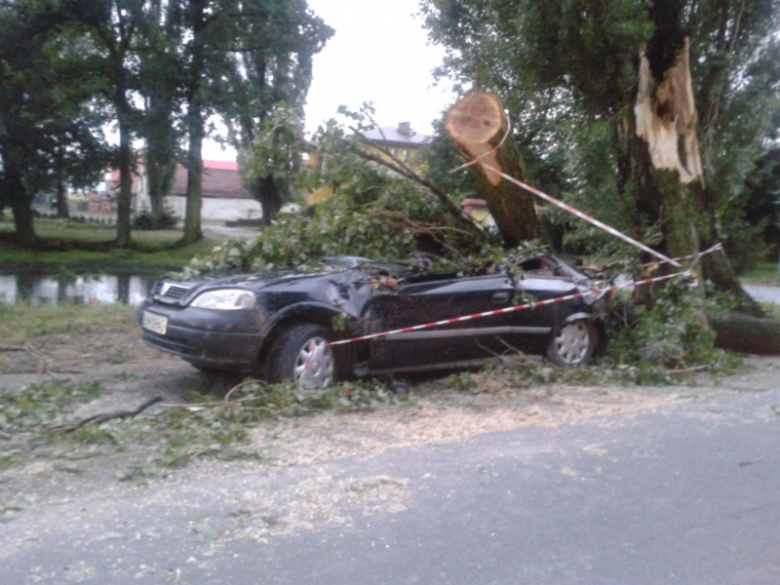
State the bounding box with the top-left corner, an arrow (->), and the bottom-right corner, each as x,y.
547,320 -> 596,367
266,323 -> 335,388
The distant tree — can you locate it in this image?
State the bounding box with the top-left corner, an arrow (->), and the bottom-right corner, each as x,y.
68,0 -> 149,248
223,0 -> 333,225
238,104 -> 305,221
0,1 -> 108,246
49,118 -> 108,220
138,0 -> 183,227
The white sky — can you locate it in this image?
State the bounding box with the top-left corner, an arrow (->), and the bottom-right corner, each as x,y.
203,0 -> 454,161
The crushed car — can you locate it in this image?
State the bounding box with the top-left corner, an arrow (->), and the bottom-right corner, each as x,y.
139,254 -> 610,387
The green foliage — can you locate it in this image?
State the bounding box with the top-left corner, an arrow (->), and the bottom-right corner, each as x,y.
605,279 -> 736,372
422,0 -> 780,270
0,0 -> 109,244
219,0 -> 334,224
238,104 -> 306,216
0,302 -> 136,342
132,208 -> 178,231
186,120 -> 504,276
0,381 -> 104,432
115,378 -> 404,477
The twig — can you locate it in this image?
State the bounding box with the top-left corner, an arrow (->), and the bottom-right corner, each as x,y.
474,339 -> 531,368
0,430 -> 12,441
739,455 -> 766,467
224,378 -> 264,402
159,401 -> 299,417
160,394 -> 273,409
0,345 -> 26,352
372,209 -> 472,258
340,132 -> 476,227
666,365 -> 708,375
52,396 -> 163,433
496,338 -> 533,364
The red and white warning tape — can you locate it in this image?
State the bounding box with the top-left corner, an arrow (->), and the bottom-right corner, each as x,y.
642,242 -> 723,268
327,270 -> 692,348
479,163 -> 682,268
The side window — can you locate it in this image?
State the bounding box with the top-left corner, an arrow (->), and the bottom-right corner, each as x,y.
403,149 -> 410,162
390,148 -> 397,158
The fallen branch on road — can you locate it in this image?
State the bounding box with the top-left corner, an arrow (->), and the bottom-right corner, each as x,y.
51,396 -> 164,433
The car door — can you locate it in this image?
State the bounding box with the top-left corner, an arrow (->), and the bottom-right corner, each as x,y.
366,271 -> 518,371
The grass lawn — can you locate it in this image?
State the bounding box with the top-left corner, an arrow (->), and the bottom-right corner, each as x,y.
0,217 -> 225,271
739,262 -> 779,285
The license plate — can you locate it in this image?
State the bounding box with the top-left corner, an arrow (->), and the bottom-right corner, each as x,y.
142,311 -> 168,335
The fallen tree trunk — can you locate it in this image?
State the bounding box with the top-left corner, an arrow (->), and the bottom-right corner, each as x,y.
446,92 -> 543,247
710,312 -> 780,356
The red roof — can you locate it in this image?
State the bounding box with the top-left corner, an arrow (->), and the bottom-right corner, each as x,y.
203,160 -> 238,171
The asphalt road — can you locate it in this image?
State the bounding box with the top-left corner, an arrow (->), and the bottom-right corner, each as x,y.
744,284 -> 780,305
2,372 -> 779,584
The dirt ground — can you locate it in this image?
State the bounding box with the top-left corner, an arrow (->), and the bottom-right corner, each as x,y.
2,325 -> 780,552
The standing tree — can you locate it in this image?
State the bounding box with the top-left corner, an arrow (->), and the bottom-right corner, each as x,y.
238,104 -> 305,221
222,0 -> 333,225
0,1 -> 108,246
423,0 -> 780,310
69,0 -> 148,248
138,0 -> 183,226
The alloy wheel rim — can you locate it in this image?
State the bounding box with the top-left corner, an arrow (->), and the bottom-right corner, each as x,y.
555,322 -> 590,364
294,336 -> 334,388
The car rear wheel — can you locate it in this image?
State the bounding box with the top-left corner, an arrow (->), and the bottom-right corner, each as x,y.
547,320 -> 596,367
266,323 -> 335,388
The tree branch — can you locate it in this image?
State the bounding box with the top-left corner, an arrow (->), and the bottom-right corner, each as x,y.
340,132 -> 476,228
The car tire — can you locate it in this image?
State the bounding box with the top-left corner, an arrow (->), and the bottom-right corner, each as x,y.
547,320 -> 596,367
266,323 -> 335,388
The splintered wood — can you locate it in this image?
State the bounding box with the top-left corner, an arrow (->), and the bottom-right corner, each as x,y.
635,37 -> 704,186
445,92 -> 505,186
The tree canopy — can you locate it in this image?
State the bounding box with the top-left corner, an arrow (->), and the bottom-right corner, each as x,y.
422,0 -> 780,279
0,0 -> 332,247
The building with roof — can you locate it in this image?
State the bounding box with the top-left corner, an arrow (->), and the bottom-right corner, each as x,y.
361,122 -> 430,165
129,160 -> 263,222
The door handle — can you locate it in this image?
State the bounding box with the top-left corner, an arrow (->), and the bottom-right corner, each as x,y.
492,291 -> 510,304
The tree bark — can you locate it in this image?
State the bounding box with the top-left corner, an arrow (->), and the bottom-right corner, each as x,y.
182,105 -> 204,244
445,92 -> 543,247
114,85 -> 134,249
145,97 -> 177,224
146,154 -> 176,222
258,175 -> 280,226
54,147 -> 69,219
6,161 -> 37,248
710,312 -> 780,356
180,0 -> 206,245
631,15 -> 762,316
115,113 -> 133,248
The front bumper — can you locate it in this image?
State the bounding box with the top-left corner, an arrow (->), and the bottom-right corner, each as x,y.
139,302 -> 265,370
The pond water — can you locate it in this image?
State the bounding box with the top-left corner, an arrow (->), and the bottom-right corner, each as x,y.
0,272 -> 162,306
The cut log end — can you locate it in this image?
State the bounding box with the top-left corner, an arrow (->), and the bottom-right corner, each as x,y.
445,92 -> 504,146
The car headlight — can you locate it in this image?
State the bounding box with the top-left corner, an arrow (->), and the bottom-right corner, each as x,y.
189,289 -> 256,310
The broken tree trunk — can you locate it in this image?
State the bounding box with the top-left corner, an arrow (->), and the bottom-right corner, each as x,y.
710,312 -> 780,356
446,92 -> 543,247
632,20 -> 762,316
